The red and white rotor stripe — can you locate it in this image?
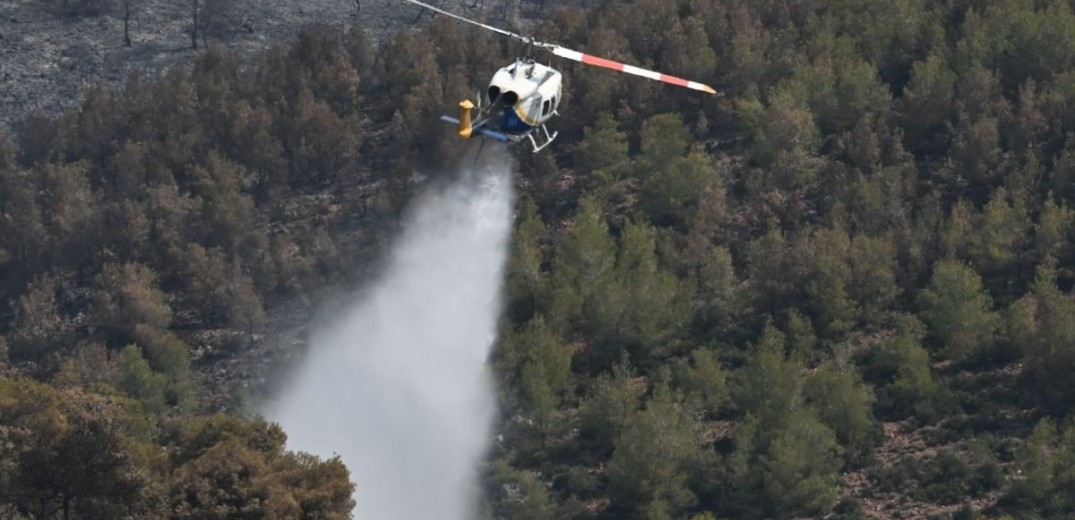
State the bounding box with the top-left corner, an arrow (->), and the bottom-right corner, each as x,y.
552,47 -> 716,95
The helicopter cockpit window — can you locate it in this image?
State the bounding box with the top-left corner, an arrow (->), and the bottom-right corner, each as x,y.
502,91 -> 519,106
542,99 -> 551,116
488,86 -> 501,104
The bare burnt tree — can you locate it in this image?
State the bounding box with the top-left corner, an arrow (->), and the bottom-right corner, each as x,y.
123,0 -> 132,47
190,0 -> 201,49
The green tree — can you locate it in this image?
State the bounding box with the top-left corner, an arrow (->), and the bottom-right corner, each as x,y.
599,220 -> 683,364
847,233 -> 901,327
38,162 -> 103,275
580,358 -> 643,454
678,347 -> 728,417
192,152 -> 263,258
0,163 -> 46,280
662,16 -> 718,85
860,321 -> 944,422
967,188 -> 1031,294
546,196 -> 615,336
947,67 -> 1007,189
175,245 -> 263,333
685,241 -> 740,340
53,342 -> 115,390
958,0 -> 1075,93
284,88 -> 358,186
287,26 -> 362,117
89,262 -> 172,346
804,227 -> 857,339
804,363 -> 878,462
0,378 -> 161,519
170,441 -> 288,519
168,415 -> 287,467
114,344 -> 168,415
898,52 -> 955,157
1009,260 -> 1075,411
272,452 -> 354,520
1034,198 -> 1074,264
733,323 -> 802,425
917,259 -> 1000,363
608,384 -> 705,518
513,317 -> 573,446
225,265 -> 267,342
746,227 -> 802,319
777,32 -> 891,137
784,308 -> 817,360
636,113 -> 691,176
170,418 -> 357,517
571,112 -> 630,188
727,405 -> 844,518
642,149 -> 720,229
761,410 -> 843,517
7,274 -> 76,370
504,197 -> 547,323
1004,418 -> 1075,516
487,460 -> 557,520
737,90 -> 820,170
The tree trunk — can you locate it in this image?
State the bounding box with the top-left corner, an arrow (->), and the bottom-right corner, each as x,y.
190,0 -> 199,49
123,0 -> 131,47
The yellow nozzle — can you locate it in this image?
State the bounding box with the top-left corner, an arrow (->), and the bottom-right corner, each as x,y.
458,99 -> 475,139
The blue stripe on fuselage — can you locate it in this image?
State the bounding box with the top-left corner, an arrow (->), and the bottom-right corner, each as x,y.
441,106 -> 536,140
498,107 -> 533,135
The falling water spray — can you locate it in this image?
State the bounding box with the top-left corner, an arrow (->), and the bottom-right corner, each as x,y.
265,147 -> 515,519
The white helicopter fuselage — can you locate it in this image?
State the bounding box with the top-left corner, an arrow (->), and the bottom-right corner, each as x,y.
485,60 -> 562,135
408,0 -> 715,152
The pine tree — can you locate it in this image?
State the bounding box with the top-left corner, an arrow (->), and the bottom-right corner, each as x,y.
917,259 -> 1001,363
678,347 -> 728,417
608,383 -> 704,518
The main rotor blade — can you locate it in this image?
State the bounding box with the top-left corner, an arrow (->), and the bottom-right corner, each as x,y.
401,0 -> 717,95
401,0 -> 529,42
550,46 -> 717,95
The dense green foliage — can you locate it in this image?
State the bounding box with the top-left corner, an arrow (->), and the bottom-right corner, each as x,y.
487,0 -> 1075,518
6,0 -> 1075,517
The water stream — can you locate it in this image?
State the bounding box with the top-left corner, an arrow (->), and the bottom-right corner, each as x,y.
265,148 -> 514,519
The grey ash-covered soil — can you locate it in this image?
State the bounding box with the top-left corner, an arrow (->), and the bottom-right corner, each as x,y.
0,0 -> 431,128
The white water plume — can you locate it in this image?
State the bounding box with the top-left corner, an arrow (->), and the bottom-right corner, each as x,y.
265,148 -> 514,519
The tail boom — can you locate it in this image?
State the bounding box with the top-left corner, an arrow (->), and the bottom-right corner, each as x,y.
439,115 -> 513,142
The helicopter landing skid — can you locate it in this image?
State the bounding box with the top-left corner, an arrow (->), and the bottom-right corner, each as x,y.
526,124 -> 558,153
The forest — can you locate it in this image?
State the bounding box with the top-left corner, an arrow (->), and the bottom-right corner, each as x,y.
4,0 -> 1075,518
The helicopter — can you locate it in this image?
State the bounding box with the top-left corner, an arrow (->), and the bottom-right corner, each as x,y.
401,0 -> 717,153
